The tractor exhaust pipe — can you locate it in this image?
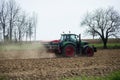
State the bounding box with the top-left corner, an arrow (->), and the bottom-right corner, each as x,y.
79,34 -> 81,53
79,34 -> 81,43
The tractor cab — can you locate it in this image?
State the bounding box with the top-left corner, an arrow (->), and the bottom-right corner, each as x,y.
60,34 -> 79,42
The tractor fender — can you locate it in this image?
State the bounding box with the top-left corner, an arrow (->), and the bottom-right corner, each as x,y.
82,45 -> 89,53
83,45 -> 89,49
83,45 -> 97,52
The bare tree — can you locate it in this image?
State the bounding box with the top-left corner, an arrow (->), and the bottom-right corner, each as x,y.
81,7 -> 120,48
15,13 -> 27,41
0,26 -> 2,41
86,29 -> 97,39
7,0 -> 20,41
27,18 -> 33,41
0,0 -> 37,42
32,13 -> 37,41
25,14 -> 37,41
25,17 -> 33,41
0,0 -> 9,41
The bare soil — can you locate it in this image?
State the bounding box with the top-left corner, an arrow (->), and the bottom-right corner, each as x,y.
0,49 -> 120,80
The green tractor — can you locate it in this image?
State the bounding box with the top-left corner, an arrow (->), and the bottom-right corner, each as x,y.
46,34 -> 97,57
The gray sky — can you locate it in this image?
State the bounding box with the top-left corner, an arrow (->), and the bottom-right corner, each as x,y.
16,0 -> 120,40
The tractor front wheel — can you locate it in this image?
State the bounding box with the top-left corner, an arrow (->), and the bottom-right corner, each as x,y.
84,46 -> 94,57
63,44 -> 76,57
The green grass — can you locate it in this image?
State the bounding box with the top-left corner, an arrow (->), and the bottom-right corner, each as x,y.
0,76 -> 7,80
61,71 -> 120,80
91,43 -> 120,49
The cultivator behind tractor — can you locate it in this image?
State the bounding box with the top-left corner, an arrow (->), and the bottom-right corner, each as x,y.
45,34 -> 97,57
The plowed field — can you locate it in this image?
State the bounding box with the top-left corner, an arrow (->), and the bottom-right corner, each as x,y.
0,49 -> 120,80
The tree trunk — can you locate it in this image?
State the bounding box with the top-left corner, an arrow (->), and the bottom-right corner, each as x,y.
26,32 -> 28,42
18,30 -> 21,42
103,39 -> 108,49
103,42 -> 107,49
14,31 -> 17,42
3,24 -> 6,41
9,21 -> 12,41
93,35 -> 94,39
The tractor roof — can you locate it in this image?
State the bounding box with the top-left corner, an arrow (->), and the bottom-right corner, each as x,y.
61,34 -> 77,36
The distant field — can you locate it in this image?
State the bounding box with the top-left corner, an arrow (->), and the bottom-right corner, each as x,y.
0,39 -> 120,51
82,39 -> 120,49
82,38 -> 120,44
92,43 -> 120,49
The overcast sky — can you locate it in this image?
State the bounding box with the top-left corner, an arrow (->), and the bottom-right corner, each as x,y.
16,0 -> 120,40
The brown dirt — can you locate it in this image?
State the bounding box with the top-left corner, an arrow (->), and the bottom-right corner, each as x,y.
0,49 -> 120,80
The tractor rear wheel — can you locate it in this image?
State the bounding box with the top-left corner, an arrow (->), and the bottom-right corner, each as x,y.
84,46 -> 94,57
63,44 -> 76,57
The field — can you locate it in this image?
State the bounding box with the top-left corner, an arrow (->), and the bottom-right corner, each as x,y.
83,39 -> 120,49
0,41 -> 120,80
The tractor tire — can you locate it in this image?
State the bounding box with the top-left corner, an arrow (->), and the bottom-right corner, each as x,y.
62,44 -> 76,57
84,46 -> 94,57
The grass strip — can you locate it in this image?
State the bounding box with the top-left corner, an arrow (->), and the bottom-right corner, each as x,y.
61,71 -> 120,80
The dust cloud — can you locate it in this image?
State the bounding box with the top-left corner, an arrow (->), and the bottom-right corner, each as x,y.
0,42 -> 56,59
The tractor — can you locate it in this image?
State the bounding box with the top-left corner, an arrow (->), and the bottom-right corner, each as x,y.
46,34 -> 97,57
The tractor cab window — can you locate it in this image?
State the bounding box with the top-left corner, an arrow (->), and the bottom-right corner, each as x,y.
60,35 -> 67,41
70,35 -> 77,42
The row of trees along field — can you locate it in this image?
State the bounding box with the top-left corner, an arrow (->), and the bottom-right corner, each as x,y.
0,0 -> 37,42
81,7 -> 120,48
